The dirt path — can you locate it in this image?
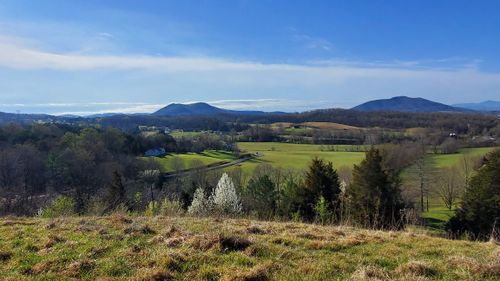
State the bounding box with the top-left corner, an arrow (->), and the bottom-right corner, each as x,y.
161,154 -> 257,179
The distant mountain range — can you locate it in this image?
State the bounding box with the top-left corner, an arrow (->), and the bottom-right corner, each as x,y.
1,97 -> 498,125
153,102 -> 286,117
351,96 -> 470,113
453,100 -> 500,112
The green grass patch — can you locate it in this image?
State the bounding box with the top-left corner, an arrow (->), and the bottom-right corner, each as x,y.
150,150 -> 238,172
237,142 -> 366,172
430,147 -> 497,168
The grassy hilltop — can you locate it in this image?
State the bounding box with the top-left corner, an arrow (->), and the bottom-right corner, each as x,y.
0,216 -> 498,280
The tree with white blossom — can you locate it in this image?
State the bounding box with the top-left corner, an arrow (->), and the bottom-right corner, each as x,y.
188,187 -> 212,215
210,173 -> 242,215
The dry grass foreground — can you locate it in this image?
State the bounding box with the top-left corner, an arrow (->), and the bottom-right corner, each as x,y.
0,215 -> 498,281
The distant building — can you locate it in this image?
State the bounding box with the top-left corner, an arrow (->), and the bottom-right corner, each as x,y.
144,148 -> 166,157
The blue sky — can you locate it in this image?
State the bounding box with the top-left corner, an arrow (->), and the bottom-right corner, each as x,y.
0,0 -> 499,115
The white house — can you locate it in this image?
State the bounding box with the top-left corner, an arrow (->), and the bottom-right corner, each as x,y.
144,148 -> 166,157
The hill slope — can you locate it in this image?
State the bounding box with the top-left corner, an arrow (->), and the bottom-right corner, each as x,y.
0,216 -> 498,280
352,96 -> 468,113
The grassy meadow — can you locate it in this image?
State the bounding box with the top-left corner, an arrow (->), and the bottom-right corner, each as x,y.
429,147 -> 497,168
236,142 -> 366,172
0,215 -> 498,280
152,151 -> 238,172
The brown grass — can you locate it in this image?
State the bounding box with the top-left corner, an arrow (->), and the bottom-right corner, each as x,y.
0,216 -> 497,280
394,261 -> 436,278
301,121 -> 361,130
350,266 -> 389,281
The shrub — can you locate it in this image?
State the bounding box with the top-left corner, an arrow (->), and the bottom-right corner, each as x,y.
314,196 -> 331,224
159,197 -> 184,216
145,201 -> 159,217
39,196 -> 76,218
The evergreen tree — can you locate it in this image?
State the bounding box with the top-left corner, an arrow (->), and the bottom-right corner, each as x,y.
244,175 -> 277,218
347,147 -> 404,229
211,173 -> 242,215
103,171 -> 127,212
301,157 -> 341,221
446,149 -> 500,240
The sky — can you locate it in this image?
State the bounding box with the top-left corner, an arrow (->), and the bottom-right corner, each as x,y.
0,0 -> 500,115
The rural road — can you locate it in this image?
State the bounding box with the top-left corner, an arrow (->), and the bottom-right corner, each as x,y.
161,154 -> 258,179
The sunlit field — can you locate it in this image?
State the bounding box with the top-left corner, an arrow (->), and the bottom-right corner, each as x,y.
0,216 -> 498,280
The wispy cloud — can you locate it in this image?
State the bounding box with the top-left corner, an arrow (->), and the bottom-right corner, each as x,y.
1,38 -> 500,111
292,33 -> 335,51
54,104 -> 166,116
1,99 -> 336,116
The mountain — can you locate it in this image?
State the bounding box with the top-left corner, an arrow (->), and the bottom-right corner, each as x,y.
152,102 -> 287,117
352,96 -> 469,113
453,100 -> 500,112
153,102 -> 227,116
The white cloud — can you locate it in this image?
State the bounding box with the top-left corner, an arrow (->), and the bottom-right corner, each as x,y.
54,103 -> 165,116
1,39 -> 500,110
6,99 -> 333,116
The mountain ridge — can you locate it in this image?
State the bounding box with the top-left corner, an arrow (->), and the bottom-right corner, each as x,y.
453,100 -> 500,112
351,96 -> 470,113
152,102 -> 287,116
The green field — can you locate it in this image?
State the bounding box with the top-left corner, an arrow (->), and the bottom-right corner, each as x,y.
152,151 -> 238,172
418,147 -> 498,230
237,142 -> 366,172
1,216 -> 498,280
430,147 -> 497,168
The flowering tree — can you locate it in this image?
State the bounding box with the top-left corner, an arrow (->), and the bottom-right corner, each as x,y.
211,173 -> 242,215
188,187 -> 212,215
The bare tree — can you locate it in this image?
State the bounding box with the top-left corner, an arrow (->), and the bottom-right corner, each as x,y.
436,167 -> 461,210
458,154 -> 480,191
410,143 -> 434,212
140,169 -> 160,204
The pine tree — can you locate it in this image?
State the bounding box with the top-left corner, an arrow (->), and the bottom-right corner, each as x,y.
301,157 -> 341,221
211,173 -> 242,215
244,175 -> 277,218
447,149 -> 500,240
347,147 -> 404,229
101,171 -> 128,214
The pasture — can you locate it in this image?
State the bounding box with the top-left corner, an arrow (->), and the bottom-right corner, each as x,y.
236,142 -> 366,172
151,151 -> 238,172
429,147 -> 497,168
0,216 -> 497,280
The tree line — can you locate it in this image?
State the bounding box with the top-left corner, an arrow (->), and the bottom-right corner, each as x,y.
0,123 -> 498,241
